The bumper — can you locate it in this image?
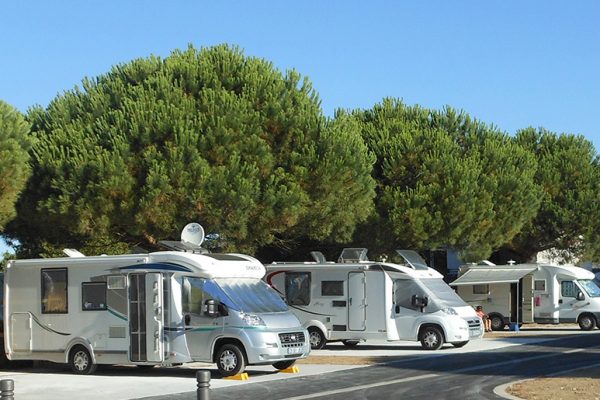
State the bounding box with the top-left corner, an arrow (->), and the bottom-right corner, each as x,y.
243,329 -> 310,365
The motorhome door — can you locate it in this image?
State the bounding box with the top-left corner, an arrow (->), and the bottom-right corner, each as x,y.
557,280 -> 585,322
348,272 -> 366,331
521,275 -> 534,323
128,273 -> 164,362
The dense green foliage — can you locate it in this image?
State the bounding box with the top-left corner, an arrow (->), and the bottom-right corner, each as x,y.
0,101 -> 31,231
510,128 -> 600,261
352,99 -> 542,261
5,45 -> 375,256
2,45 -> 599,264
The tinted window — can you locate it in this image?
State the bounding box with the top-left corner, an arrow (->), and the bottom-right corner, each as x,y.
321,281 -> 344,296
82,282 -> 107,311
41,268 -> 68,314
561,281 -> 577,298
285,272 -> 311,306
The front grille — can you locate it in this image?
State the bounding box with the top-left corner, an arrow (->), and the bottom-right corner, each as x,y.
279,332 -> 305,348
466,319 -> 481,328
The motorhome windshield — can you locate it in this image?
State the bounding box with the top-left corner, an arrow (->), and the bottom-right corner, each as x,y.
215,278 -> 289,313
578,279 -> 600,297
420,278 -> 470,309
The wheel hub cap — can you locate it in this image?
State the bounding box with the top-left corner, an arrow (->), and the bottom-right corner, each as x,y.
74,351 -> 89,370
424,332 -> 438,347
220,350 -> 237,371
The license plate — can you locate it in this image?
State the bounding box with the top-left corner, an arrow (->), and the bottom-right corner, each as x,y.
471,329 -> 481,337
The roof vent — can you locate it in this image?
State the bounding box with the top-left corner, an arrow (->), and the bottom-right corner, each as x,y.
338,248 -> 369,263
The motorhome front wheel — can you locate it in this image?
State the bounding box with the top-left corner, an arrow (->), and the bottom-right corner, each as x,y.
578,314 -> 597,331
272,360 -> 296,370
419,326 -> 444,350
216,344 -> 246,376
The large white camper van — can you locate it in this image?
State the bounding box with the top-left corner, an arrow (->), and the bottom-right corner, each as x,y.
3,224 -> 309,376
265,249 -> 483,350
451,262 -> 600,331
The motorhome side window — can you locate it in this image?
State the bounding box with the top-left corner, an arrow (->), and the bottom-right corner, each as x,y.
182,277 -> 215,315
534,280 -> 546,291
285,272 -> 311,305
41,268 -> 68,314
321,281 -> 344,296
393,279 -> 425,310
473,284 -> 489,295
561,281 -> 577,298
82,282 -> 107,311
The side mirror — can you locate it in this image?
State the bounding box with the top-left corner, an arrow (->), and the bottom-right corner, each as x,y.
204,299 -> 220,317
218,302 -> 229,317
411,295 -> 429,311
576,291 -> 585,301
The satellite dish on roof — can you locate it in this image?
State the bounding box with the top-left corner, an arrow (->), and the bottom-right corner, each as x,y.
181,223 -> 205,247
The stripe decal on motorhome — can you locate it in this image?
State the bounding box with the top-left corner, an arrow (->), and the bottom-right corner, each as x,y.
108,307 -> 127,321
289,304 -> 334,317
30,313 -> 71,336
164,325 -> 266,338
119,262 -> 193,273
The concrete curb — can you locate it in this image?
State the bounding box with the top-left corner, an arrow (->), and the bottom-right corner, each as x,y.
493,379 -> 531,400
493,361 -> 600,400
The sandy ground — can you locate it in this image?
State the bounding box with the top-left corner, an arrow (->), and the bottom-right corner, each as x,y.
506,367 -> 600,400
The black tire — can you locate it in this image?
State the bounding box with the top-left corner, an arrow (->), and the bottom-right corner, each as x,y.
136,364 -> 155,370
452,341 -> 469,348
216,344 -> 246,377
490,314 -> 505,331
578,314 -> 596,331
342,340 -> 360,348
419,326 -> 444,350
272,360 -> 296,370
308,327 -> 326,350
69,345 -> 97,375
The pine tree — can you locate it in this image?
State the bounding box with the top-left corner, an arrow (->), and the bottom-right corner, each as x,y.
7,45 -> 375,256
0,101 -> 31,232
353,98 -> 541,261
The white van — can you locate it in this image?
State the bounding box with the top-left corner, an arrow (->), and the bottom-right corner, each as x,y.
265,249 -> 483,350
3,224 -> 309,376
451,262 -> 600,331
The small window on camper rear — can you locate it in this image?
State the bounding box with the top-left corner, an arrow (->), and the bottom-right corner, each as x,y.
534,280 -> 546,291
41,268 -> 68,314
321,281 -> 344,296
285,272 -> 311,306
473,284 -> 489,295
82,282 -> 107,311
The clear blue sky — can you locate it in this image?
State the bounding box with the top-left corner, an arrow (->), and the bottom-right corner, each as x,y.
1,1 -> 599,253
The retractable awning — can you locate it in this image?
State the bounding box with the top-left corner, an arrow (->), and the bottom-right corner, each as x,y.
450,267 -> 537,286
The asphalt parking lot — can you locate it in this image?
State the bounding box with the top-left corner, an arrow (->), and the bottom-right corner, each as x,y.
0,325 -> 593,400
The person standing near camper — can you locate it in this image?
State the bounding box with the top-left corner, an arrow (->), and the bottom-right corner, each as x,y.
476,306 -> 492,332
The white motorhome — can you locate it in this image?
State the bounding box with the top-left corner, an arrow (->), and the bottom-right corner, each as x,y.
451,262 -> 600,331
3,224 -> 309,376
265,249 -> 483,351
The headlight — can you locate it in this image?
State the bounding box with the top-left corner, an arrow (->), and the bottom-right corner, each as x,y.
441,308 -> 458,315
242,313 -> 266,326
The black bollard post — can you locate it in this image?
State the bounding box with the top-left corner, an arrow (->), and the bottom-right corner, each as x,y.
0,379 -> 14,400
196,370 -> 211,400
